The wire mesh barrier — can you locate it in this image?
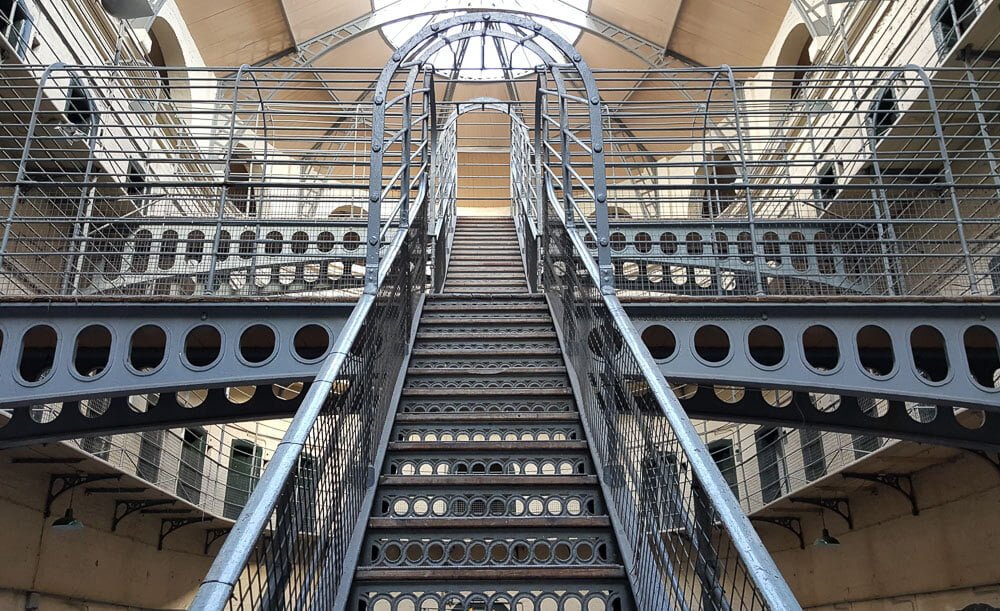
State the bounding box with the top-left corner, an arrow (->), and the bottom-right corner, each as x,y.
541,194 -> 797,609
431,106 -> 457,292
565,66 -> 1000,298
0,65 -> 432,299
190,200 -> 426,609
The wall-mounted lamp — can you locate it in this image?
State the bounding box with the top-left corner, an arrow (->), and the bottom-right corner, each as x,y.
51,507 -> 84,531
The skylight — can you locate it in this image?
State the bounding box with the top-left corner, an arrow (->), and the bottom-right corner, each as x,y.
373,0 -> 589,81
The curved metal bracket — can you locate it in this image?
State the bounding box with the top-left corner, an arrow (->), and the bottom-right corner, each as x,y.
750,516 -> 805,550
159,516 -> 213,551
842,471 -> 919,516
790,497 -> 853,529
113,498 -> 175,531
45,472 -> 120,517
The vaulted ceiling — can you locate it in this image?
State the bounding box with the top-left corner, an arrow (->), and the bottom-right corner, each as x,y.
174,0 -> 792,69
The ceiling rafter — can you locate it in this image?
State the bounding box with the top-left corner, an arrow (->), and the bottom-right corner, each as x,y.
251,0 -> 702,72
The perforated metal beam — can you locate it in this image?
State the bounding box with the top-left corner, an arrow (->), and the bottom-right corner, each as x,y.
626,301 -> 1000,411
0,301 -> 349,408
625,300 -> 1000,449
0,381 -> 308,449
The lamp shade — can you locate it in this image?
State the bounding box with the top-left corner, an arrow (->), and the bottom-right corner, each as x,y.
51,507 -> 84,531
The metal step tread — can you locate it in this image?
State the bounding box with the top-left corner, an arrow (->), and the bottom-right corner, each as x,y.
417,317 -> 547,326
426,293 -> 542,300
401,388 -> 572,397
366,516 -> 612,530
353,566 -> 627,582
411,347 -> 561,356
415,330 -> 557,340
379,474 -> 598,487
406,366 -> 566,375
386,440 -> 588,452
394,412 -> 579,423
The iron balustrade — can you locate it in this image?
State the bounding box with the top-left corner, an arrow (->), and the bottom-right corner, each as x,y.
527,66 -> 1000,299
0,65 -> 431,299
190,192 -> 428,609
431,101 -> 457,293
540,189 -> 799,610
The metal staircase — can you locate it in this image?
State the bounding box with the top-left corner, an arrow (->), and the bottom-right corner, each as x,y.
350,216 -> 635,609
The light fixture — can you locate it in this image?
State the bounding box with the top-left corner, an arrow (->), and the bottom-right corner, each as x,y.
51,507 -> 84,531
813,528 -> 840,547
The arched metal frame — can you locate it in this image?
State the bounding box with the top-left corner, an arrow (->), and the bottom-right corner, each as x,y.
366,11 -> 613,294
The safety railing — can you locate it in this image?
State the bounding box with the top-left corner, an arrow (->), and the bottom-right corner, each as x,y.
0,401 -> 303,521
187,62 -> 436,608
520,62 -> 799,608
542,186 -> 799,609
189,192 -> 427,609
572,66 -> 1000,298
431,103 -> 457,292
0,65 -> 429,299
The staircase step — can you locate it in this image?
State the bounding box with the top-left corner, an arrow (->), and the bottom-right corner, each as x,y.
401,388 -> 572,398
394,412 -> 579,424
367,516 -> 611,529
353,566 -> 626,582
411,347 -> 560,356
406,366 -> 566,375
415,330 -> 557,340
419,317 -> 550,326
426,292 -> 542,300
379,474 -> 598,487
387,440 -> 587,452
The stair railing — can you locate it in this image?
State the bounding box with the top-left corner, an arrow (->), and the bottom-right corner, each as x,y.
529,76 -> 802,610
432,96 -> 458,293
189,65 -> 436,611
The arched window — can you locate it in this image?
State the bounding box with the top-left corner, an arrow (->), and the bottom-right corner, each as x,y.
229,152 -> 256,216
869,85 -> 899,137
147,17 -> 190,101
701,152 -> 737,218
66,73 -> 97,128
773,24 -> 813,104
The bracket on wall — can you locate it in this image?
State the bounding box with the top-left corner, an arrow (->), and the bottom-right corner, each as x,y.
44,473 -> 121,517
112,499 -> 175,531
86,486 -> 148,495
790,496 -> 853,529
963,449 -> 1000,476
750,516 -> 804,550
842,471 -> 918,516
158,516 -> 212,550
11,457 -> 84,465
204,528 -> 231,555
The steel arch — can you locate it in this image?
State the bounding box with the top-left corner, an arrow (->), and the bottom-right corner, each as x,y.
366,11 -> 613,293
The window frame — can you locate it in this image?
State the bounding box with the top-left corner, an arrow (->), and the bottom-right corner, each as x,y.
0,0 -> 33,60
932,0 -> 980,57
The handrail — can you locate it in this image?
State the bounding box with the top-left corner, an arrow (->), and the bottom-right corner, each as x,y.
541,183 -> 800,608
189,195 -> 427,609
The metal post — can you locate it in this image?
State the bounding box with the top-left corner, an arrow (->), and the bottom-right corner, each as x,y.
961,55 -> 1000,207
0,64 -> 61,276
910,65 -> 980,294
62,91 -> 102,296
204,64 -> 249,295
423,69 -> 437,237
719,66 -> 766,296
399,67 -> 417,230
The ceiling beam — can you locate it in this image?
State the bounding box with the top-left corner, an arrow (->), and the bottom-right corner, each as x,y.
274,0 -> 297,46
